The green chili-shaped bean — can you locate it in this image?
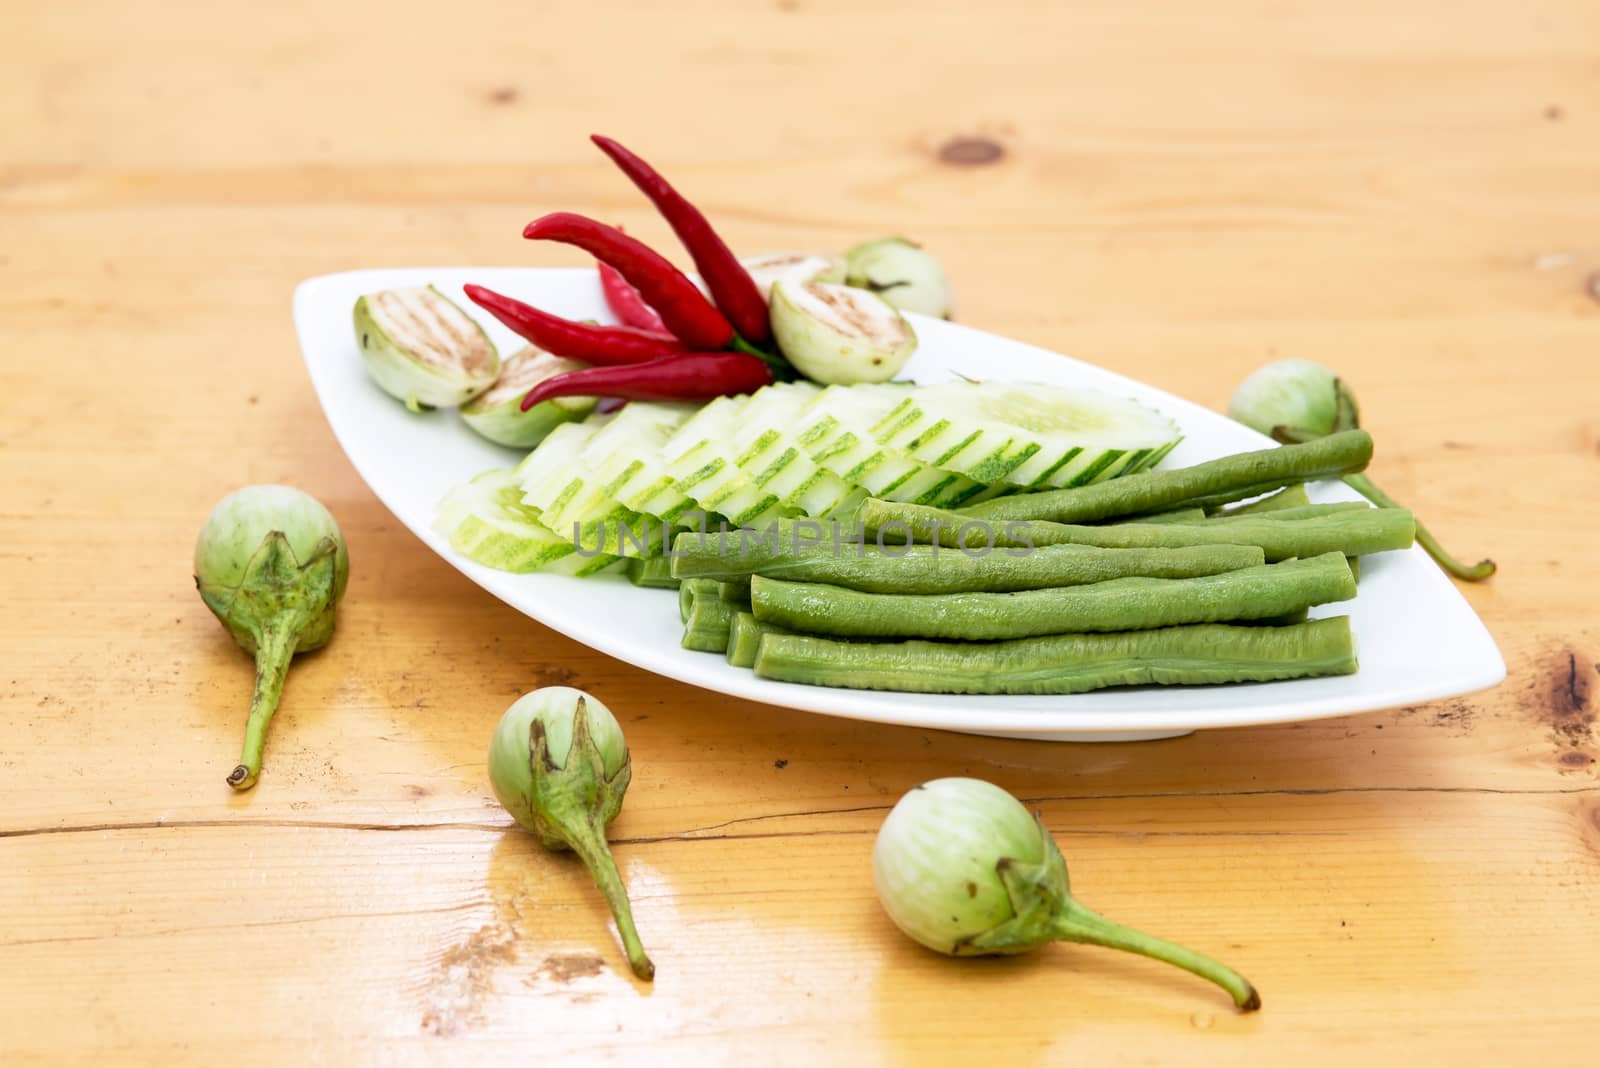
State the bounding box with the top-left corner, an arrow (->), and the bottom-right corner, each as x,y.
750,552 -> 1356,641
753,617 -> 1359,694
958,430 -> 1373,524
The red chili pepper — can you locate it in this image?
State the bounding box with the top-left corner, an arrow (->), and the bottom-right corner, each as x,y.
597,260 -> 668,333
464,284 -> 688,365
520,352 -> 773,412
522,212 -> 733,351
590,135 -> 772,346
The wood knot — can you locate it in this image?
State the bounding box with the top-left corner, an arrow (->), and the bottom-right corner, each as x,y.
937,136 -> 1006,167
487,86 -> 519,106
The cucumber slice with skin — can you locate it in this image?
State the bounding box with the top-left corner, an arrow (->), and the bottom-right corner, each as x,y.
460,345 -> 595,448
722,383 -> 872,521
873,382 -> 1181,489
433,468 -> 618,576
668,388 -> 832,530
770,282 -> 917,385
797,384 -> 985,507
536,404 -> 696,557
662,395 -> 795,528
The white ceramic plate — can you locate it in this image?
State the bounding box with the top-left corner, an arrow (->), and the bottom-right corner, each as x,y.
294,267 -> 1504,741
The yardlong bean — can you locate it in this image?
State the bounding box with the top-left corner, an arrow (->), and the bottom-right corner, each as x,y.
682,585 -> 736,651
726,611 -> 789,668
750,552 -> 1356,640
856,499 -> 1413,563
1214,484 -> 1310,516
1123,507 -> 1208,525
752,617 -> 1359,694
958,430 -> 1373,523
1207,502 -> 1369,523
671,535 -> 1265,593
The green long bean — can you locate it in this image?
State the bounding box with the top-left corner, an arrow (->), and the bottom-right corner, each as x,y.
750,552 -> 1356,640
1207,502 -> 1370,523
752,617 -> 1358,694
1213,484 -> 1310,516
726,611 -> 790,668
1123,507 -> 1208,525
679,577 -> 719,623
682,586 -> 736,652
671,535 -> 1265,593
856,499 -> 1413,563
627,555 -> 680,589
957,430 -> 1373,523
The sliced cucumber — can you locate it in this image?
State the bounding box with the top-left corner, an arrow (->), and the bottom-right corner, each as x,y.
433,468 -> 617,576
661,394 -> 795,527
770,282 -> 917,385
532,405 -> 697,557
872,382 -> 1180,489
721,383 -> 870,520
796,385 -> 985,507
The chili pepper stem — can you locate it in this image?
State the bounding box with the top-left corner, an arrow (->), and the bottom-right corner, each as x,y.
227,623 -> 298,790
729,334 -> 796,380
1052,900 -> 1261,1012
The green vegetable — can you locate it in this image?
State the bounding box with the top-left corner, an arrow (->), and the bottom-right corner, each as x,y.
194,485 -> 349,790
749,553 -> 1356,640
488,687 -> 653,980
353,285 -> 499,411
626,556 -> 679,589
857,498 -> 1414,562
461,345 -> 595,447
433,468 -> 617,576
1207,502 -> 1369,523
843,237 -> 954,319
671,527 -> 1265,593
679,577 -> 719,623
682,586 -> 737,652
755,617 -> 1356,695
726,611 -> 790,668
871,778 -> 1260,1009
958,429 -> 1374,523
1213,483 -> 1310,515
1228,360 -> 1494,581
717,578 -> 752,605
769,281 -> 917,385
872,382 -> 1180,490
1123,507 -> 1208,524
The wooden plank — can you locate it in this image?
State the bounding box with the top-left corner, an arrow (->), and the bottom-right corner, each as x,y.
2,0 -> 1597,1061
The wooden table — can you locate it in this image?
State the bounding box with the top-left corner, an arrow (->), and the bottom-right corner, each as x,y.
4,2 -> 1597,1063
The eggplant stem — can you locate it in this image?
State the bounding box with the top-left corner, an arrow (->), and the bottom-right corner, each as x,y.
1343,473 -> 1496,581
1053,900 -> 1261,1012
227,624 -> 299,790
566,825 -> 655,980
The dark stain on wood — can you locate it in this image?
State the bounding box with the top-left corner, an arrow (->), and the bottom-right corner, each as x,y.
1587,271 -> 1600,305
532,951 -> 605,984
404,783 -> 432,799
420,923 -> 518,1036
533,664 -> 577,688
487,86 -> 519,106
1543,104 -> 1564,121
1544,651 -> 1596,771
938,136 -> 1006,167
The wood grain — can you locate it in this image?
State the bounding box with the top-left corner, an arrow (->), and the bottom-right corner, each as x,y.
3,1 -> 1598,1063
